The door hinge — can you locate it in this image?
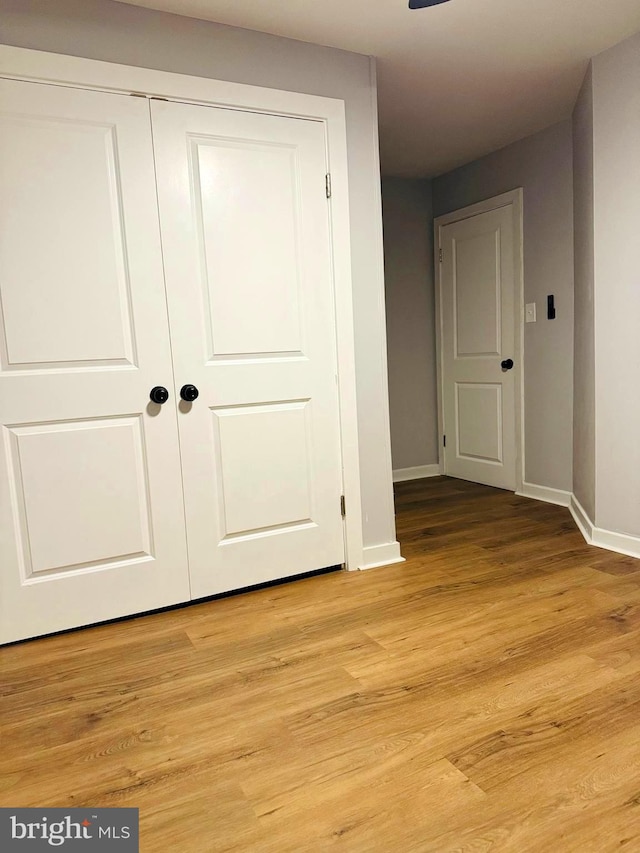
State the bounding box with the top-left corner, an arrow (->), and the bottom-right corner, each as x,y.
439,248 -> 443,263
326,173 -> 332,199
340,495 -> 346,517
443,434 -> 446,447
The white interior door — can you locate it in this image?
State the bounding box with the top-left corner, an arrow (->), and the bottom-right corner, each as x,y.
439,203 -> 518,490
0,80 -> 190,644
151,100 -> 345,598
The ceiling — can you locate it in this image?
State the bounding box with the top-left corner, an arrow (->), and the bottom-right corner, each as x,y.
115,0 -> 640,177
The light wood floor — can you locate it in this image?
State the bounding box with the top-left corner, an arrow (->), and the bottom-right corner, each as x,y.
3,477 -> 640,851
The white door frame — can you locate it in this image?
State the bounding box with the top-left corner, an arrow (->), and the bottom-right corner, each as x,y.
0,45 -> 364,572
434,189 -> 525,491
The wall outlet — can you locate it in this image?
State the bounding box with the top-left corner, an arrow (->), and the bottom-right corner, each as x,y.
525,302 -> 537,323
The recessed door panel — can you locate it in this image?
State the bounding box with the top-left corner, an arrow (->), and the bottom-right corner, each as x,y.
456,384 -> 502,463
152,101 -> 344,598
0,116 -> 135,371
213,402 -> 313,537
6,417 -> 152,577
0,79 -> 190,644
191,139 -> 304,358
454,229 -> 501,358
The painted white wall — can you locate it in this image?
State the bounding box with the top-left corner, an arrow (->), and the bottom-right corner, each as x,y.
572,65 -> 596,522
432,121 -> 575,493
0,0 -> 399,555
591,31 -> 640,536
381,177 -> 438,472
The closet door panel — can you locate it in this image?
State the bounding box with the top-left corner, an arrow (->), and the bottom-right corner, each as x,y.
0,80 -> 190,644
151,100 -> 345,598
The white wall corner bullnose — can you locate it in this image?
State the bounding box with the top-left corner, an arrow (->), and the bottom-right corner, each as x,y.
393,464 -> 442,483
359,541 -> 405,571
516,482 -> 571,507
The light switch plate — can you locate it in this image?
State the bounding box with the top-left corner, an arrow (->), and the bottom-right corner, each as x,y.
525,302 -> 537,323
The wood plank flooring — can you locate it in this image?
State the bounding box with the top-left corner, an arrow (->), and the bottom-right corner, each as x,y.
3,476 -> 640,851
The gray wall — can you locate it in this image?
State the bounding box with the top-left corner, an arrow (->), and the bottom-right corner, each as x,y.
0,0 -> 398,552
382,178 -> 438,473
433,121 -> 575,492
592,31 -> 640,535
572,66 -> 596,521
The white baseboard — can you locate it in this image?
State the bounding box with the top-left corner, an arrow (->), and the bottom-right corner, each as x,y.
569,495 -> 594,542
393,464 -> 442,483
592,527 -> 640,559
508,485 -> 640,562
516,482 -> 571,507
569,496 -> 640,559
359,541 -> 406,571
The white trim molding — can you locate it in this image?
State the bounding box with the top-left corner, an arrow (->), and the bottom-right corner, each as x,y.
360,541 -> 406,571
393,464 -> 442,483
517,482 -> 571,507
591,528 -> 640,560
569,495 -> 594,542
570,496 -> 640,560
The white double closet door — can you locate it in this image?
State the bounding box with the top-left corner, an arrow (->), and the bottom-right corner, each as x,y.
0,79 -> 345,644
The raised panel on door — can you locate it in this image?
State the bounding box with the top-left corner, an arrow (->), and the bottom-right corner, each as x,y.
441,205 -> 516,490
455,383 -> 503,463
151,100 -> 344,598
212,402 -> 314,537
6,417 -> 153,575
0,79 -> 190,644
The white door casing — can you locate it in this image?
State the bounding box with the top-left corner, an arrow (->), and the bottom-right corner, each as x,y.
435,191 -> 523,491
0,79 -> 191,644
150,100 -> 345,598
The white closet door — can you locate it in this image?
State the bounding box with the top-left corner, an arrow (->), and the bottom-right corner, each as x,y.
151,100 -> 345,598
0,80 -> 190,644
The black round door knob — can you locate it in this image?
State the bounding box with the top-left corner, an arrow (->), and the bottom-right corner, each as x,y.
149,386 -> 169,404
501,358 -> 514,370
180,384 -> 199,402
